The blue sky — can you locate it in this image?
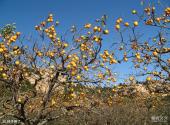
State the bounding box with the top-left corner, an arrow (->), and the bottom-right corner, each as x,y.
0,0 -> 169,83
1,0 -> 169,32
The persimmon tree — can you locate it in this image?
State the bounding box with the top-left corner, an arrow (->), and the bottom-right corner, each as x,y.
113,4 -> 170,82
0,14 -> 116,125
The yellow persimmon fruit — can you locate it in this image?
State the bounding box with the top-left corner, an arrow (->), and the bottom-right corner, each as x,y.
2,73 -> 7,78
133,21 -> 139,27
67,64 -> 71,69
84,23 -> 91,28
70,93 -> 76,98
112,89 -> 116,92
97,27 -> 102,32
71,71 -> 76,76
146,76 -> 152,81
84,66 -> 89,71
115,24 -> 120,30
15,60 -> 20,65
124,57 -> 128,62
0,48 -> 4,53
124,22 -> 129,27
103,29 -> 109,34
0,67 -> 3,71
93,26 -> 98,32
153,51 -> 158,56
76,75 -> 81,80
16,32 -> 21,36
63,43 -> 68,47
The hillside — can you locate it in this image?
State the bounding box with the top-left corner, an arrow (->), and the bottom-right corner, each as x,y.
0,80 -> 169,125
